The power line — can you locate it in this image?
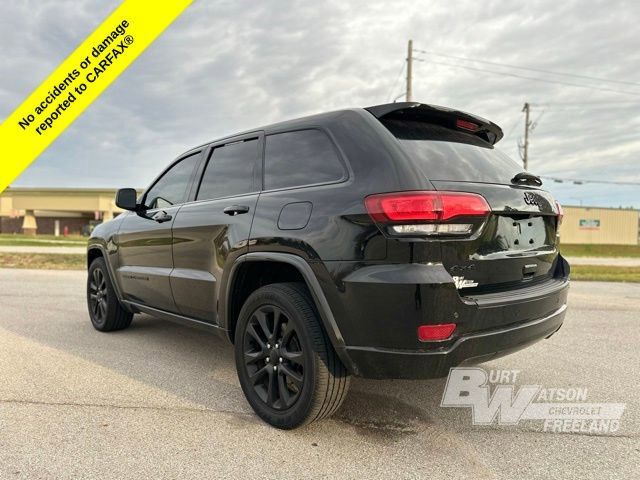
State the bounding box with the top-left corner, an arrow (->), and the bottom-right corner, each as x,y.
530,108 -> 546,131
531,100 -> 639,111
541,176 -> 640,186
534,105 -> 634,111
412,57 -> 640,97
532,100 -> 640,106
412,49 -> 640,87
387,59 -> 406,102
501,116 -> 522,143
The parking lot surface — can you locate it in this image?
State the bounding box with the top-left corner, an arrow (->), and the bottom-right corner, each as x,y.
0,269 -> 637,479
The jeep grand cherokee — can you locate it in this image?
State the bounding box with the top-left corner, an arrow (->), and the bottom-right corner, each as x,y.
87,102 -> 569,429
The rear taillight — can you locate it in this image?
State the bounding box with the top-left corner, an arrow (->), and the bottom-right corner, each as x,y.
365,191 -> 490,237
555,201 -> 564,226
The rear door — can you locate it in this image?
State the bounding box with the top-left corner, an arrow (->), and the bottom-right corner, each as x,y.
170,134 -> 262,323
381,116 -> 561,294
116,151 -> 202,311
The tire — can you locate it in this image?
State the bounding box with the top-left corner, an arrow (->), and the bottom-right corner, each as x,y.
234,282 -> 350,429
87,257 -> 133,332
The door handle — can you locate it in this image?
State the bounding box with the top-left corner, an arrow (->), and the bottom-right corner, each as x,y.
223,205 -> 250,216
152,211 -> 172,223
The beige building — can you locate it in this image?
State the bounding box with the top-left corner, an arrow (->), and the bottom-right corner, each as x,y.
0,187 -> 129,235
559,206 -> 639,245
1,188 -> 639,244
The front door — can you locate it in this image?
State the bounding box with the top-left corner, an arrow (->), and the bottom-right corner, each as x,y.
171,135 -> 262,323
116,151 -> 202,312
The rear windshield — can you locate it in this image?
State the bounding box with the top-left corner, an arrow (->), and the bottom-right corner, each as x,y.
382,119 -> 522,184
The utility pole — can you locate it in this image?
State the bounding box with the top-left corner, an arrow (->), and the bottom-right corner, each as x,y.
406,39 -> 413,102
522,102 -> 530,171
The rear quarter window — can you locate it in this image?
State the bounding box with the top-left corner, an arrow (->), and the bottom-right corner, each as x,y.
382,119 -> 522,185
264,129 -> 346,190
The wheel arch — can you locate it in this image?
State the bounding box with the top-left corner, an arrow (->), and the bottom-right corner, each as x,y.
224,252 -> 357,375
87,246 -> 104,269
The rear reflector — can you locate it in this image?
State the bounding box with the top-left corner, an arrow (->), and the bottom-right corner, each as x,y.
365,191 -> 490,223
418,323 -> 457,341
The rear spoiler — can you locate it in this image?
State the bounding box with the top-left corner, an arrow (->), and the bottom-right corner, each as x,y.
365,102 -> 503,145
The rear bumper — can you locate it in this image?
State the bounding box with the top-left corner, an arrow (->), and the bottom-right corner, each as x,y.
317,255 -> 570,379
346,303 -> 566,379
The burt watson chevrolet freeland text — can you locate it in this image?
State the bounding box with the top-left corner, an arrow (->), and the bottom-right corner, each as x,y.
18,20 -> 133,136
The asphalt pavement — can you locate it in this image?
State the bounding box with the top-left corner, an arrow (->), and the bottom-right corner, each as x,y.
0,269 -> 637,479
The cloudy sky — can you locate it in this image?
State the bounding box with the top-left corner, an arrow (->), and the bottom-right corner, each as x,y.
1,0 -> 639,207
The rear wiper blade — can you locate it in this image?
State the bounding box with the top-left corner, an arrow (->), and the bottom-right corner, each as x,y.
511,172 -> 542,186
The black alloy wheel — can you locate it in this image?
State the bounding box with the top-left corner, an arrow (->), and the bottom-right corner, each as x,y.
87,257 -> 133,331
243,304 -> 306,410
89,267 -> 108,324
235,283 -> 350,429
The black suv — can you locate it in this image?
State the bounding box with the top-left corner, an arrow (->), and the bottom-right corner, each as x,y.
87,102 -> 569,429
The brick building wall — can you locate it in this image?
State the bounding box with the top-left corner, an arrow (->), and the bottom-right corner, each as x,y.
0,217 -> 22,234
0,216 -> 91,235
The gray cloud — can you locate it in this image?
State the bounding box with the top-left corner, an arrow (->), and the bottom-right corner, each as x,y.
1,0 -> 639,207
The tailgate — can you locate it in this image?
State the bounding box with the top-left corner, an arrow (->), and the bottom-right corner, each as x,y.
432,180 -> 560,293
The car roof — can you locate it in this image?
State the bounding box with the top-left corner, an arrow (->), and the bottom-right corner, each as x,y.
184,102 -> 503,154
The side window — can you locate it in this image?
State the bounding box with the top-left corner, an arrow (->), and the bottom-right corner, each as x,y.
196,138 -> 258,200
264,129 -> 345,190
144,152 -> 200,209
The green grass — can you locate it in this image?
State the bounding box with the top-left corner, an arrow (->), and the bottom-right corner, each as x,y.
0,233 -> 87,247
560,244 -> 640,258
570,265 -> 640,283
0,248 -> 638,282
0,253 -> 85,270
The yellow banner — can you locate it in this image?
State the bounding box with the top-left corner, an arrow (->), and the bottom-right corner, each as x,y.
0,0 -> 193,193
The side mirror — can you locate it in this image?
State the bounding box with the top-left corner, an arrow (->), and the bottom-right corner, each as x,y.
115,188 -> 138,211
